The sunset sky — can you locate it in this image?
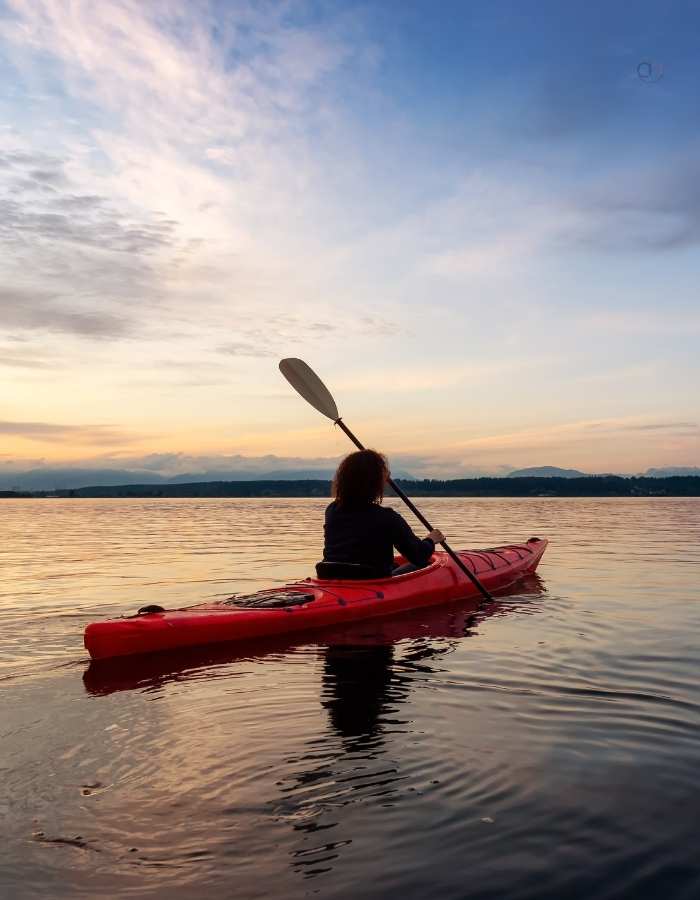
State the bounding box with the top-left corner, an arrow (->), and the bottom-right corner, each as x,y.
1,0 -> 698,481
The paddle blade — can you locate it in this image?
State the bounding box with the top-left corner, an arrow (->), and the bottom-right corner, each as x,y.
279,358 -> 340,421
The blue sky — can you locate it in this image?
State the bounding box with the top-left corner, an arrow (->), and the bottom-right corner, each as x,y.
1,0 -> 698,479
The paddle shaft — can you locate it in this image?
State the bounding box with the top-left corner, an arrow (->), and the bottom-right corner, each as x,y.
334,419 -> 494,602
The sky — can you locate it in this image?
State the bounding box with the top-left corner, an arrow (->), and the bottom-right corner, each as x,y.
1,0 -> 699,481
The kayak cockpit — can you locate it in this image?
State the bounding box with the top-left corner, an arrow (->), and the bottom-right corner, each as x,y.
311,555 -> 442,584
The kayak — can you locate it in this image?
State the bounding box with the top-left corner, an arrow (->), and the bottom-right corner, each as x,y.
83,569 -> 546,695
84,537 -> 547,660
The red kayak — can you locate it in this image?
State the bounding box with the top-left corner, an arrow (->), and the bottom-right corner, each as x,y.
84,538 -> 547,660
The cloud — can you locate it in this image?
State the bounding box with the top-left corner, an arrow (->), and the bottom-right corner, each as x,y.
216,313 -> 400,360
114,451 -> 343,476
407,157 -> 700,298
0,447 -> 508,482
0,420 -> 80,437
617,422 -> 698,432
433,415 -> 700,468
219,341 -> 277,358
568,155 -> 700,253
0,152 -> 179,257
0,148 -> 186,338
0,342 -> 59,368
0,450 -> 345,481
0,287 -> 128,338
1,195 -> 176,254
0,419 -> 139,444
0,0 -> 385,355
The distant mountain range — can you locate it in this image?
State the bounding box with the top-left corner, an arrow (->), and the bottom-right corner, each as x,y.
1,464 -> 697,491
644,467 -> 700,478
507,466 -> 586,478
509,465 -> 700,479
0,467 -> 336,491
0,466 -> 414,491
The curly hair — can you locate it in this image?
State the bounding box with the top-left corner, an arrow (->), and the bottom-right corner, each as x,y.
332,449 -> 388,508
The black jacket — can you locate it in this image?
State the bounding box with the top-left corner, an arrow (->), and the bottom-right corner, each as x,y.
323,501 -> 434,577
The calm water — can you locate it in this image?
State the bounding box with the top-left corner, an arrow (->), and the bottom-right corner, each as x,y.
1,497 -> 699,899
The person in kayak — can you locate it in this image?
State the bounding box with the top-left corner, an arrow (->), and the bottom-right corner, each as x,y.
319,449 -> 444,579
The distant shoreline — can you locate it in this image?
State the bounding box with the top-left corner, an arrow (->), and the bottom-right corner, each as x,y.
2,475 -> 700,499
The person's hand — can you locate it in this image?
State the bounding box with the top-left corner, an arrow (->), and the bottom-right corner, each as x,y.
428,529 -> 445,544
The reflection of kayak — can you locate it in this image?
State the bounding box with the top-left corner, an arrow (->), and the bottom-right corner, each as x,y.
84,539 -> 547,661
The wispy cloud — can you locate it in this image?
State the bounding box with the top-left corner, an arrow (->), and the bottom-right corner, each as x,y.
0,420 -> 80,437
0,287 -> 129,337
0,0 -> 375,349
568,155 -> 700,253
0,147 -> 185,337
396,150 -> 700,292
0,419 -> 140,444
0,450 -> 344,479
216,313 -> 398,360
0,447 -> 501,481
0,341 -> 60,368
614,422 -> 697,433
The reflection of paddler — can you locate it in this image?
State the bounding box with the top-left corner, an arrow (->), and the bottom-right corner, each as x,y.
321,644 -> 406,740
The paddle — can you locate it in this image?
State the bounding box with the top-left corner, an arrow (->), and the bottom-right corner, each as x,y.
278,357 -> 495,602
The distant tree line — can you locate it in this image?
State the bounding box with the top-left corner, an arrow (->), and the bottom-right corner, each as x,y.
2,475 -> 699,498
